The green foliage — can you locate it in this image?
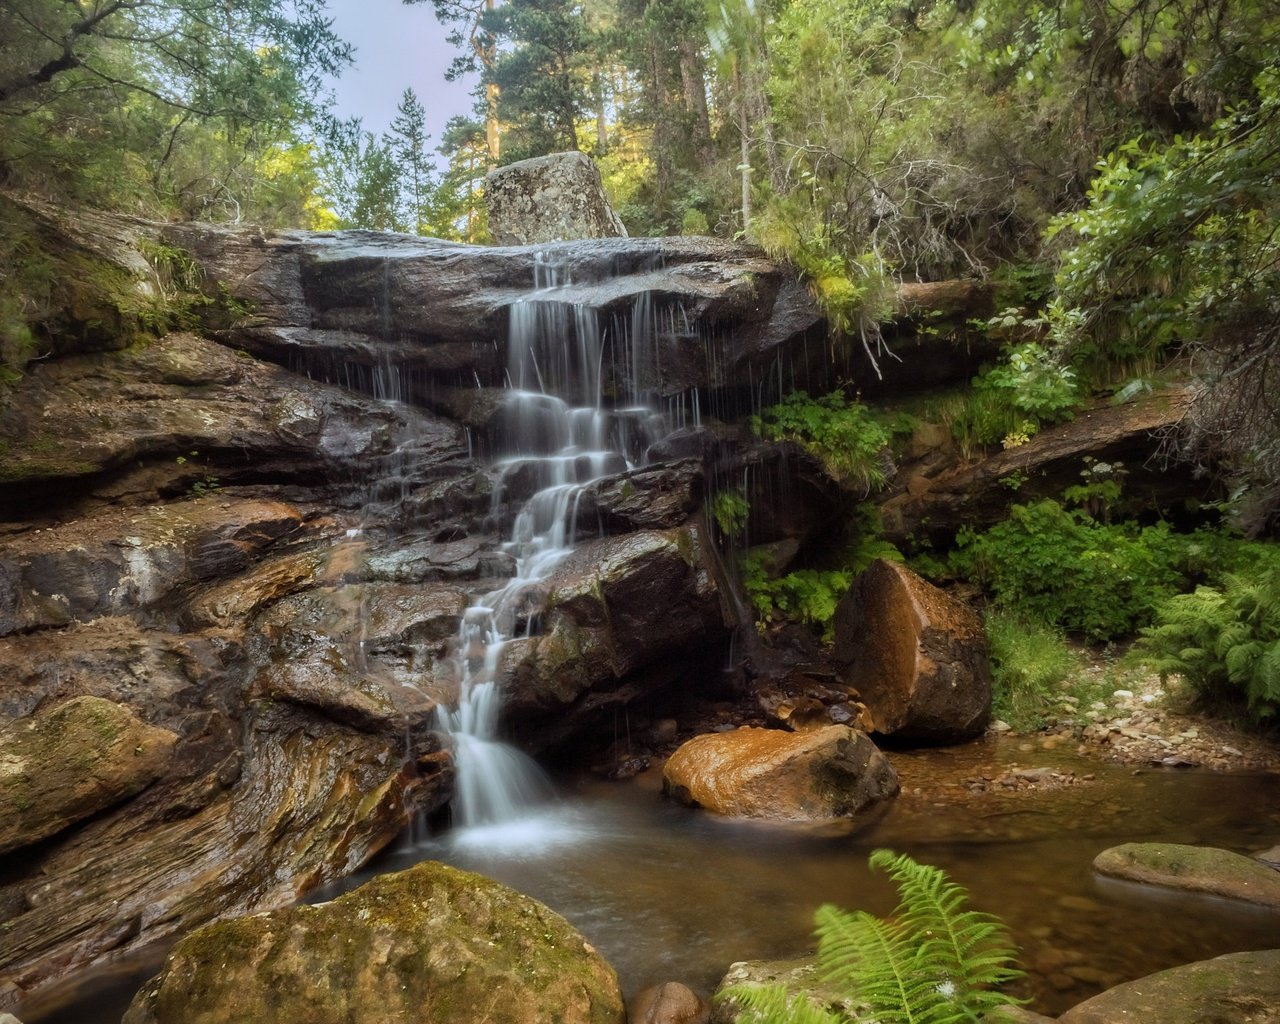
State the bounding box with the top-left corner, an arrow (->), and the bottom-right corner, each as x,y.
710,489 -> 750,538
1138,566 -> 1280,723
951,499 -> 1193,641
719,850 -> 1021,1024
985,608 -> 1086,731
753,391 -> 892,491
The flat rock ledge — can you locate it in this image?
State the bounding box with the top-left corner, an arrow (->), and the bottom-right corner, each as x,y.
662,725 -> 899,823
124,860 -> 625,1024
1093,842 -> 1280,908
1058,949 -> 1280,1024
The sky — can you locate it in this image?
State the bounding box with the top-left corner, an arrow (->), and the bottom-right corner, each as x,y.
323,0 -> 479,163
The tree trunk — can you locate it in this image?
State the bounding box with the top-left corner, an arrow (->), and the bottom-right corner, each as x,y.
678,39 -> 712,164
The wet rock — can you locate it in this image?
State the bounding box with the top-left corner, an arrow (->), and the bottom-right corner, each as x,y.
662,725 -> 899,822
0,696 -> 177,854
486,151 -> 627,245
1254,845 -> 1280,868
503,526 -> 731,753
832,560 -> 991,743
711,958 -> 863,1024
1057,949 -> 1280,1024
1093,842 -> 1280,908
123,861 -> 625,1024
630,982 -> 709,1024
577,459 -> 703,533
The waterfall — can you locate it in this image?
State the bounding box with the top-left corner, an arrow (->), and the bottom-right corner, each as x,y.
438,252 -> 675,828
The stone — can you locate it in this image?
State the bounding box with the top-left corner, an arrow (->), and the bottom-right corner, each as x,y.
630,982 -> 709,1024
832,559 -> 991,743
1253,845 -> 1280,868
123,861 -> 625,1024
1057,950 -> 1280,1024
984,1008 -> 1058,1024
662,725 -> 899,822
1093,842 -> 1280,908
485,151 -> 627,245
0,696 -> 176,854
711,958 -> 863,1024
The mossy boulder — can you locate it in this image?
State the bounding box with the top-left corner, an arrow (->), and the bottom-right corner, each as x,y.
1058,949 -> 1280,1024
123,860 -> 625,1024
662,725 -> 899,822
1093,842 -> 1280,908
0,695 -> 176,854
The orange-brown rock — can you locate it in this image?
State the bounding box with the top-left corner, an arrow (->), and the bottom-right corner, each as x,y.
662,725 -> 899,822
832,560 -> 991,743
630,982 -> 709,1024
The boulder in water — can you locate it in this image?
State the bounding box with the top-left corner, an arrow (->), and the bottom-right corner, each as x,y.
123,860 -> 625,1024
832,559 -> 991,743
630,982 -> 709,1024
485,151 -> 627,245
662,725 -> 899,822
1092,842 -> 1280,908
1057,949 -> 1280,1024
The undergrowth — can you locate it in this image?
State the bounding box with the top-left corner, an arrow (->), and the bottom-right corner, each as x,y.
985,609 -> 1086,731
752,390 -> 892,492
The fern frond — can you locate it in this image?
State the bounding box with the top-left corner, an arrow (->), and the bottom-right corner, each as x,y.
716,981 -> 845,1024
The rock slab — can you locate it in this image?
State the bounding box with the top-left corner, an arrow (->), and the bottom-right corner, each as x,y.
1093,842 -> 1280,909
1058,949 -> 1280,1024
486,151 -> 627,245
832,559 -> 991,743
0,696 -> 176,854
123,860 -> 625,1024
662,725 -> 899,822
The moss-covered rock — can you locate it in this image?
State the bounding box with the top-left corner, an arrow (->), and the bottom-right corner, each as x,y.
1093,842 -> 1280,908
0,695 -> 176,854
123,860 -> 625,1024
1057,949 -> 1280,1024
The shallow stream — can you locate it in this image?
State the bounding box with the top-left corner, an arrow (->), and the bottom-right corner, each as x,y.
25,735 -> 1279,1022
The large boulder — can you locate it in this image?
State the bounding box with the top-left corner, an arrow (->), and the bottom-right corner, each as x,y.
0,696 -> 177,854
1093,843 -> 1280,909
662,725 -> 899,822
831,560 -> 991,743
1057,950 -> 1280,1024
123,860 -> 625,1024
486,151 -> 627,246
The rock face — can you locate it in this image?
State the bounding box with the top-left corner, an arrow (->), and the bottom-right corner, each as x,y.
832,560 -> 991,743
662,725 -> 899,822
1057,950 -> 1280,1024
0,696 -> 177,854
1093,843 -> 1280,908
123,860 -> 625,1024
486,151 -> 628,245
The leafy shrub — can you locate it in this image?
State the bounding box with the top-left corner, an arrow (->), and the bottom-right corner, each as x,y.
718,850 -> 1022,1024
985,608 -> 1085,731
753,390 -> 892,491
710,489 -> 750,539
1137,567 -> 1280,723
951,500 -> 1190,641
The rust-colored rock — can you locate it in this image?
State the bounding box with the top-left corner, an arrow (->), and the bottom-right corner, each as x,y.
662,725 -> 899,822
832,559 -> 991,743
631,982 -> 709,1024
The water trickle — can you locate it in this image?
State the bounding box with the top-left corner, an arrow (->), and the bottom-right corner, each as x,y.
438,251 -> 674,828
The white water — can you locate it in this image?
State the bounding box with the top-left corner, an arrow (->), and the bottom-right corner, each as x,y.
438,252 -> 680,829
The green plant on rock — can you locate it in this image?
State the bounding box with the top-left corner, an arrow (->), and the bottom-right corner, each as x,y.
752,390 -> 892,492
1137,567 -> 1280,723
711,489 -> 751,539
719,850 -> 1022,1024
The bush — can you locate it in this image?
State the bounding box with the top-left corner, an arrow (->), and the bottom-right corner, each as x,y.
951,500 -> 1189,641
1137,567 -> 1280,723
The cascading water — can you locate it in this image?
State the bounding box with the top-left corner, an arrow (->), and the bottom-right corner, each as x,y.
438,252 -> 686,829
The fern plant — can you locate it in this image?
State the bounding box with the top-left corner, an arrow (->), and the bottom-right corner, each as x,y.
1137,567 -> 1280,722
720,851 -> 1022,1024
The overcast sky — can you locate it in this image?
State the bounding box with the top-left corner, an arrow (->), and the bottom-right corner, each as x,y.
323,0 -> 479,165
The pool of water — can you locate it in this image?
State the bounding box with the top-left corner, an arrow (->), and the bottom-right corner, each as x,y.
19,737 -> 1280,1021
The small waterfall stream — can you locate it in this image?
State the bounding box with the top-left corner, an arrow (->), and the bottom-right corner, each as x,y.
438,252 -> 682,828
